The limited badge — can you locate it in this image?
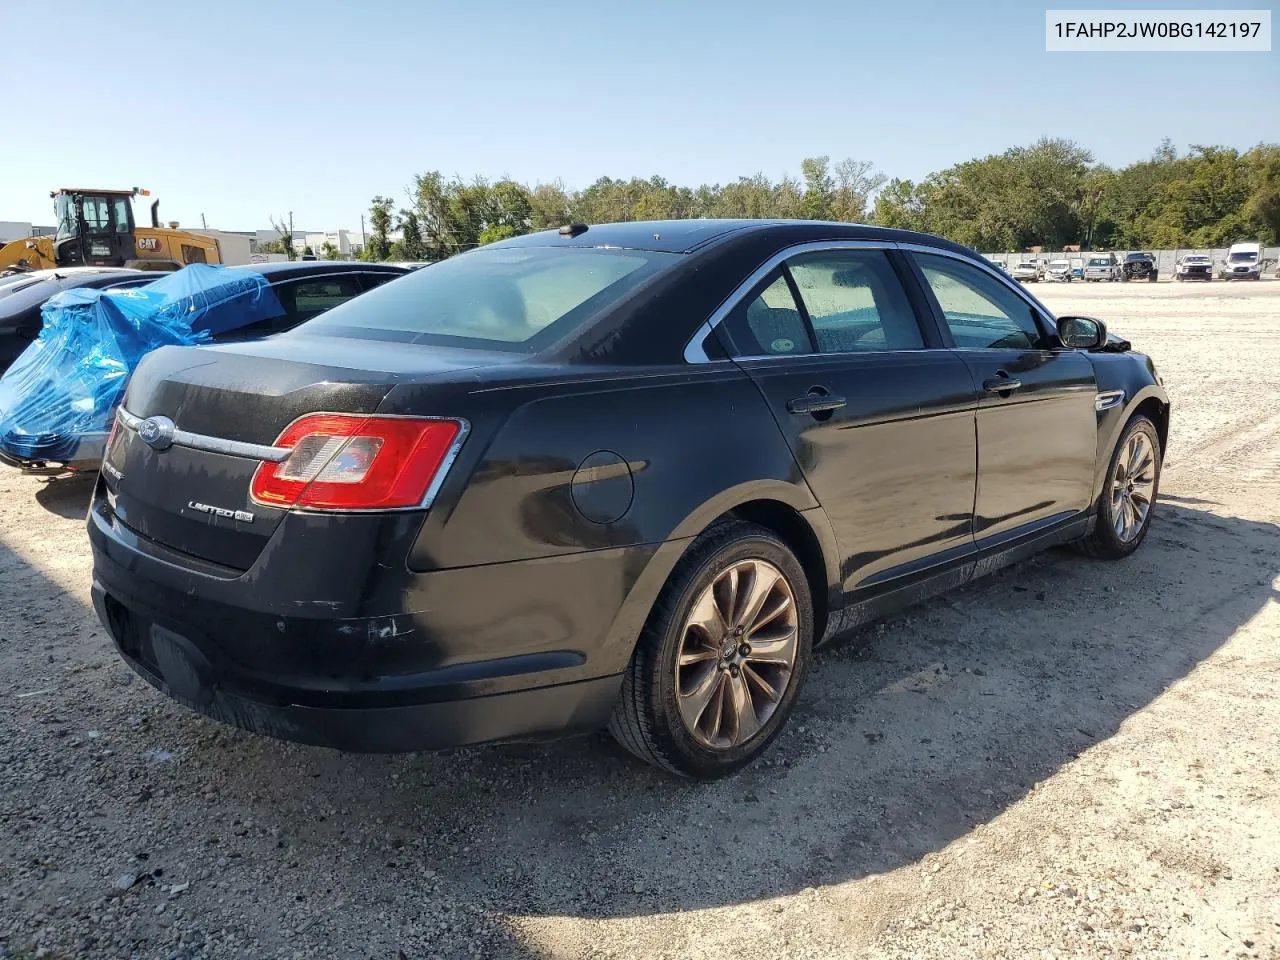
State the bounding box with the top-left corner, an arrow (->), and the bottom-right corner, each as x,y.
771,338 -> 794,352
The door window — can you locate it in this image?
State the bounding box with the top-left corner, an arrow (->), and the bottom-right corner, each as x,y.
787,250 -> 923,353
112,197 -> 131,234
717,272 -> 813,357
912,253 -> 1045,349
81,197 -> 111,232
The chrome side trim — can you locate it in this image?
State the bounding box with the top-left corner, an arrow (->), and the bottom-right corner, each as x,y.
1095,389 -> 1126,411
683,239 -> 897,364
118,408 -> 293,463
418,418 -> 471,509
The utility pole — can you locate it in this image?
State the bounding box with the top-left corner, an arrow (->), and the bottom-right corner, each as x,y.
200,212 -> 207,230
360,213 -> 366,260
288,210 -> 294,261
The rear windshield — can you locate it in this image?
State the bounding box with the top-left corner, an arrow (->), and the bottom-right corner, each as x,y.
1088,258 -> 1110,266
300,246 -> 680,351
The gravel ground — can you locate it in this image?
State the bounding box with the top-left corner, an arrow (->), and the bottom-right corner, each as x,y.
2,279 -> 1278,960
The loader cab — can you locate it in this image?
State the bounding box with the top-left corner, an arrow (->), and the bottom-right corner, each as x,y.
52,189 -> 136,267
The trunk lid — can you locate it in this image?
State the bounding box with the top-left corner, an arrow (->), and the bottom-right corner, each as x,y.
102,335 -> 498,571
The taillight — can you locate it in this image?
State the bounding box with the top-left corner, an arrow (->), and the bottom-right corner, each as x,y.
250,414 -> 465,511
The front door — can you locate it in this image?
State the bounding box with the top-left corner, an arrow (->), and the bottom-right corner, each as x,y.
75,194 -> 136,267
715,246 -> 978,592
908,251 -> 1097,544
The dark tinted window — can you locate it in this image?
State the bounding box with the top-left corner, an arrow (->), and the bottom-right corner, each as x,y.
279,276 -> 364,325
303,247 -> 678,351
912,253 -> 1045,350
788,250 -> 923,353
718,272 -> 812,357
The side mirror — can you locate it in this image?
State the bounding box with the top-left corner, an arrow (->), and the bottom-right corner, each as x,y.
1057,315 -> 1106,350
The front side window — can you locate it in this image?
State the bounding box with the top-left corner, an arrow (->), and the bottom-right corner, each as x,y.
787,250 -> 923,353
54,195 -> 78,240
912,253 -> 1045,350
303,247 -> 678,351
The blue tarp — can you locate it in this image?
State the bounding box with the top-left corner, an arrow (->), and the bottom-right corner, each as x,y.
0,264 -> 284,464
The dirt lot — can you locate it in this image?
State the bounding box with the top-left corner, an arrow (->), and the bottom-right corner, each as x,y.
2,280 -> 1278,960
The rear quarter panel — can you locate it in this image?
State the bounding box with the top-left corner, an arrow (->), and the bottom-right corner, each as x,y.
390,362 -> 820,571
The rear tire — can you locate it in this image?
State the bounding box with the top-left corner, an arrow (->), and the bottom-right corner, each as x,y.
1076,415 -> 1161,560
609,521 -> 814,778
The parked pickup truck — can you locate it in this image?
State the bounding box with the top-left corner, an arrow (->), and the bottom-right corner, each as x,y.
1046,259 -> 1073,282
1010,260 -> 1044,282
1121,252 -> 1159,282
1084,255 -> 1120,282
1175,254 -> 1213,281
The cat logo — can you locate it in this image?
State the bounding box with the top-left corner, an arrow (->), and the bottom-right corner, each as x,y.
136,237 -> 160,251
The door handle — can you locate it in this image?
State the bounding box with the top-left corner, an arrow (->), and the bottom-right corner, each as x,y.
982,375 -> 1023,394
787,394 -> 847,415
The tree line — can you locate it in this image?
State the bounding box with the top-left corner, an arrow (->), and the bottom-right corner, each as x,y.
358,138 -> 1279,260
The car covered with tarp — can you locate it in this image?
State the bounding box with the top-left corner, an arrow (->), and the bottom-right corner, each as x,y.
0,265 -> 284,472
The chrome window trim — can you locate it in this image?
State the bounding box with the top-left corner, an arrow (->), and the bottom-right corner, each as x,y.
896,242 -> 1059,333
683,239 -> 901,364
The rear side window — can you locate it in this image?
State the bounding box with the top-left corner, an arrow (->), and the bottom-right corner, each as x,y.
281,276 -> 365,325
787,250 -> 923,353
302,247 -> 679,351
718,272 -> 813,357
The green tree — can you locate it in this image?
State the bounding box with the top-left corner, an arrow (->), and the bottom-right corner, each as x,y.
478,224 -> 517,245
397,209 -> 427,261
363,195 -> 394,261
800,156 -> 835,220
320,240 -> 340,261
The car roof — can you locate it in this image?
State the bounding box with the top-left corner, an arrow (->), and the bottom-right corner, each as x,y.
484,219 -> 983,258
244,261 -> 408,278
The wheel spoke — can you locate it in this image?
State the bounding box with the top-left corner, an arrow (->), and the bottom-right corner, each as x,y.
686,588 -> 726,641
677,665 -> 721,732
743,662 -> 784,703
748,591 -> 792,636
746,626 -> 797,666
728,673 -> 762,743
735,562 -> 778,631
678,648 -> 717,667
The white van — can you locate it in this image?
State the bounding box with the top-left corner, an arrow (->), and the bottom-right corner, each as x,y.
1221,242 -> 1263,280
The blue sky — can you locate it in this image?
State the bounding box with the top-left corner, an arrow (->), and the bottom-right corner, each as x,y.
2,0 -> 1275,231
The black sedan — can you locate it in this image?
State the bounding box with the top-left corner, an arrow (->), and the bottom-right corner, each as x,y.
89,221 -> 1169,778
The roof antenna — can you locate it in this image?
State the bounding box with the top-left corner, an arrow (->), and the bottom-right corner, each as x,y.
559,223 -> 588,237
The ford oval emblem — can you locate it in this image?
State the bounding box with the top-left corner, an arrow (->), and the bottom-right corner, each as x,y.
138,415 -> 176,451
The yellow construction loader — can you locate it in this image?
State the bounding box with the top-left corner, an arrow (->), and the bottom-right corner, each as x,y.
0,188 -> 220,274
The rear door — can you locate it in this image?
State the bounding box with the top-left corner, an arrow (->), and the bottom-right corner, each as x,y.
714,243 -> 978,593
906,249 -> 1097,544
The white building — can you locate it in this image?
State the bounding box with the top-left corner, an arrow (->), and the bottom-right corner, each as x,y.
291,229 -> 365,259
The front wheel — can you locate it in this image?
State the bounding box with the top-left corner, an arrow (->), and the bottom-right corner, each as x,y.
1077,415 -> 1161,559
609,522 -> 814,778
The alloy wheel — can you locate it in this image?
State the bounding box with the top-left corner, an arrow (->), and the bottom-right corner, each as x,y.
1111,430 -> 1157,542
674,559 -> 798,749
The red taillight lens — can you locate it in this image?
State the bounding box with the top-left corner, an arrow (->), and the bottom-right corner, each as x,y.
250,414 -> 464,511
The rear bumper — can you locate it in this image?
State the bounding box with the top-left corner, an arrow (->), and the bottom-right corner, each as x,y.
94,580 -> 619,751
88,493 -> 644,752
